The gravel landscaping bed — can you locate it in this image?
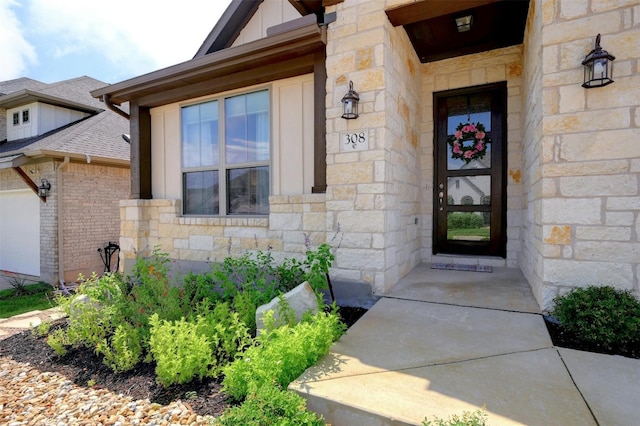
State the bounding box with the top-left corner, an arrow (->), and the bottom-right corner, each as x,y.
0,306 -> 368,425
0,358 -> 213,425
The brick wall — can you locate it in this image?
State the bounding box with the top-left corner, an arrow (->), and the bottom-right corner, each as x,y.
61,162 -> 130,281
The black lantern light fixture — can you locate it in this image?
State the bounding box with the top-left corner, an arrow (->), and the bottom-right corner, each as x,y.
582,34 -> 615,88
38,178 -> 51,197
341,80 -> 359,119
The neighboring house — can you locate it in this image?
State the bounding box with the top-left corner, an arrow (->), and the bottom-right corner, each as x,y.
0,76 -> 130,287
91,0 -> 640,310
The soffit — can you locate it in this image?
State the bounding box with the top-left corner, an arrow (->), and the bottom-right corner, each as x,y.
386,0 -> 530,63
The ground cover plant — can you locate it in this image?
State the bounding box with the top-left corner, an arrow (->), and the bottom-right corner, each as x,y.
547,285 -> 640,358
0,280 -> 56,318
10,242 -> 351,423
423,409 -> 488,426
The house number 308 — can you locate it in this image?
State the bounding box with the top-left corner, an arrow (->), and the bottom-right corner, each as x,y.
344,132 -> 367,149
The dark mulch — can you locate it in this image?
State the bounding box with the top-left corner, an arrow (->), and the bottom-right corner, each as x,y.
0,306 -> 368,418
543,316 -> 639,359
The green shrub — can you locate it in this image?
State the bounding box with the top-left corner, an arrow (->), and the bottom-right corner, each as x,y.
149,313 -> 216,387
96,323 -> 143,372
552,286 -> 640,351
447,213 -> 484,229
214,383 -> 325,426
423,409 -> 488,426
149,302 -> 251,387
222,308 -> 346,401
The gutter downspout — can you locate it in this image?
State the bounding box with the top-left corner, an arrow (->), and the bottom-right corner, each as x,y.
57,157 -> 70,286
102,94 -> 130,120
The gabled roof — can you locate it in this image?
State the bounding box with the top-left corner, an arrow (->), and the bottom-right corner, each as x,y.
0,76 -> 130,167
0,76 -> 106,113
0,77 -> 48,96
193,0 -> 328,58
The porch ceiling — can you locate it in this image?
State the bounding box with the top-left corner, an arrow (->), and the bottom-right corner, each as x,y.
386,0 -> 530,63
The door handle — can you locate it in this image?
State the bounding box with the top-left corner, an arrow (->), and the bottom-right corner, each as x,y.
438,187 -> 444,211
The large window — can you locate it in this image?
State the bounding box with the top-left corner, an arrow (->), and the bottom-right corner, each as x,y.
182,90 -> 270,215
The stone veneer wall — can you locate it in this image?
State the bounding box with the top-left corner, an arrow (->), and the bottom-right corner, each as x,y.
528,0 -> 640,309
119,194 -> 328,272
419,46 -> 525,269
324,0 -> 422,293
521,0 -> 545,306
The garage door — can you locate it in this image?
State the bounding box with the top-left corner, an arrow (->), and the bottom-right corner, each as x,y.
0,189 -> 40,276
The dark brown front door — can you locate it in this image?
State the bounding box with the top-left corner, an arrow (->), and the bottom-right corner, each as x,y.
433,83 -> 507,257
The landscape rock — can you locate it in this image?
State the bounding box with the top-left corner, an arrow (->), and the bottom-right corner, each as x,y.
256,282 -> 319,333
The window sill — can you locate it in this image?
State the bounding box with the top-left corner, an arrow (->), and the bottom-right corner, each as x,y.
177,216 -> 269,227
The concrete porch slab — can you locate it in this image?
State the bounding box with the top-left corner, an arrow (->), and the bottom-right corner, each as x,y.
292,348 -> 595,426
559,348 -> 640,425
299,298 -> 551,378
385,264 -> 540,313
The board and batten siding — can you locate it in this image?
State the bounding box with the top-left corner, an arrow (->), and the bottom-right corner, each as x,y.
149,74 -> 315,201
230,0 -> 300,47
7,102 -> 89,141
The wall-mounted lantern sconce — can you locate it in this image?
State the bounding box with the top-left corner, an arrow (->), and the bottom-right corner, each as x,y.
454,14 -> 473,33
38,178 -> 51,197
582,34 -> 615,88
341,80 -> 359,119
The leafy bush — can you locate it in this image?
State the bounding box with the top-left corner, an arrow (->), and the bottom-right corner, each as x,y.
447,213 -> 484,229
149,301 -> 251,387
423,409 -> 488,426
214,383 -> 325,426
97,323 -> 143,372
149,314 -> 216,387
47,250 -> 187,370
552,286 -> 640,351
222,308 -> 346,401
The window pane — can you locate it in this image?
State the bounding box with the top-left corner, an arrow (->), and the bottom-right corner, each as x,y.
225,90 -> 269,164
447,95 -> 491,170
12,113 -> 19,125
22,110 -> 29,123
227,167 -> 269,215
182,101 -> 219,168
184,171 -> 219,215
447,176 -> 491,205
447,212 -> 490,241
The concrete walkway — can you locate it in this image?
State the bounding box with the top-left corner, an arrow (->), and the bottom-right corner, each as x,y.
291,264 -> 640,426
0,307 -> 65,341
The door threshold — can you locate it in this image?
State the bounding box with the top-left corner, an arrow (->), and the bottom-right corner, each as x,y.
431,263 -> 493,273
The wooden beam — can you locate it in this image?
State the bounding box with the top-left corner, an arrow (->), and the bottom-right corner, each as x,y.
12,166 -> 46,202
386,0 -> 500,27
312,50 -> 327,193
129,102 -> 152,200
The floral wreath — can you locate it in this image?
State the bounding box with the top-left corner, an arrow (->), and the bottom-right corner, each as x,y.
447,122 -> 490,164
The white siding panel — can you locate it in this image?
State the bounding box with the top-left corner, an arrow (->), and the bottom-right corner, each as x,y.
38,103 -> 87,135
231,0 -> 301,47
273,74 -> 314,195
0,190 -> 40,276
151,108 -> 167,198
165,110 -> 182,199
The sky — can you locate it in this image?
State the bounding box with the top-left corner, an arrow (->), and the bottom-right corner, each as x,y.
0,0 -> 232,85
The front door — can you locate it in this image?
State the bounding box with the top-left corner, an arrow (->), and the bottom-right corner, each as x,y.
433,83 -> 507,257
